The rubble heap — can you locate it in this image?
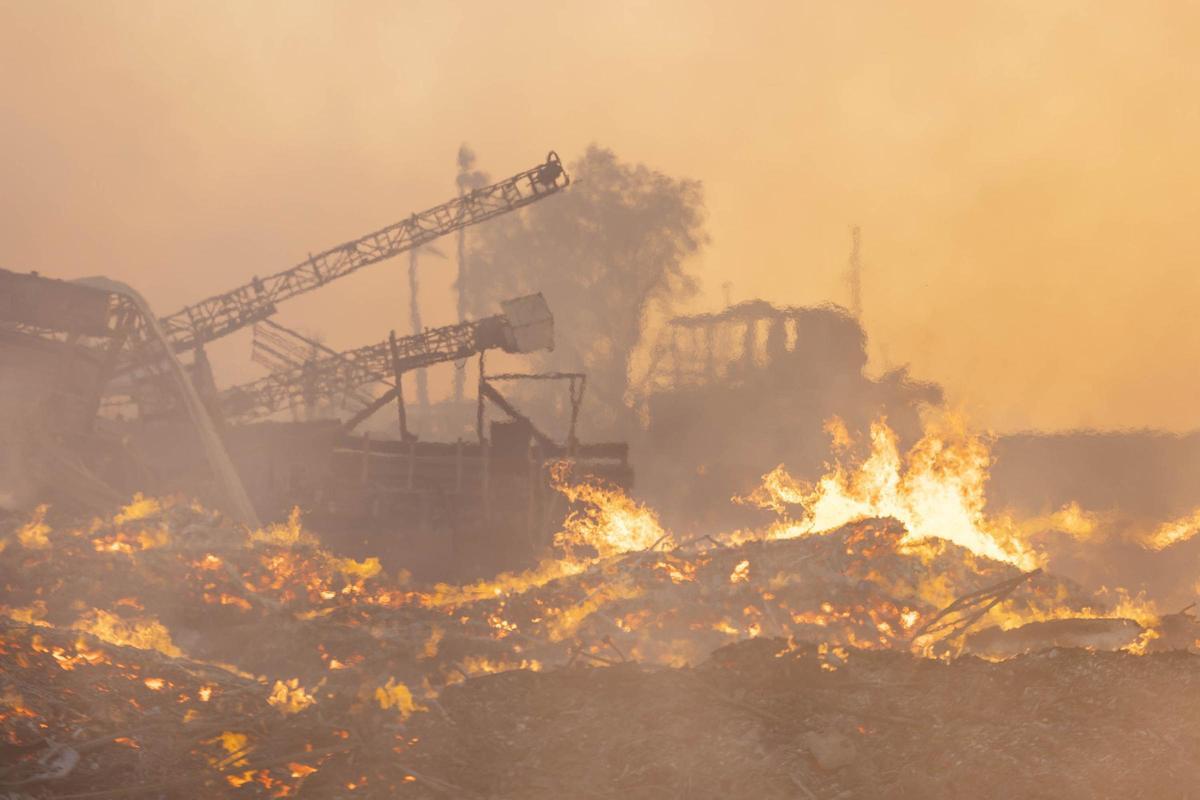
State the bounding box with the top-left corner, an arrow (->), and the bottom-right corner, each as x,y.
1,487 -> 1197,798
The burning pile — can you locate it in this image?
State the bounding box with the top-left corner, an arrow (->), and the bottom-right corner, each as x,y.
3,417 -> 1200,797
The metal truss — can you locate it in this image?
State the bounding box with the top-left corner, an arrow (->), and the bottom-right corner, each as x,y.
121,152 -> 567,366
220,314 -> 510,423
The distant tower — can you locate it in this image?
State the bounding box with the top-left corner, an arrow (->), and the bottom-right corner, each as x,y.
846,225 -> 863,319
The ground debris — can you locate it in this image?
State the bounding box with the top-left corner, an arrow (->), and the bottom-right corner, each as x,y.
2,499 -> 1196,798
400,639 -> 1200,799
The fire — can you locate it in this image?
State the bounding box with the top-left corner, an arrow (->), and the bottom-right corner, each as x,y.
457,654 -> 543,677
375,678 -> 422,718
1144,508 -> 1200,550
746,416 -> 1037,568
113,493 -> 162,524
4,439 -> 1194,799
211,730 -> 253,769
551,461 -> 671,558
71,610 -> 182,658
268,678 -> 317,714
332,555 -> 383,582
251,507 -> 318,547
16,504 -> 51,549
544,576 -> 644,641
422,465 -> 671,611
3,600 -> 48,625
654,558 -> 697,584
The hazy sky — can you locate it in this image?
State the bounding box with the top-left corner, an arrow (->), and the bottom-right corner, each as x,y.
3,1 -> 1198,432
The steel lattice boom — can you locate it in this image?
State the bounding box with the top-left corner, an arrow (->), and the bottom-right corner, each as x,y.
251,318 -> 376,410
126,152 -> 567,363
220,294 -> 553,423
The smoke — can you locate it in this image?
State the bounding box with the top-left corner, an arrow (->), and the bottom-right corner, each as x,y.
3,3 -> 1198,431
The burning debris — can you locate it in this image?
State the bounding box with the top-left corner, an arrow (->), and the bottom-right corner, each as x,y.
3,442 -> 1199,797
3,142 -> 1199,798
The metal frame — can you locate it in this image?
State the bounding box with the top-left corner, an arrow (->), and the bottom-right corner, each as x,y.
119,152 -> 568,367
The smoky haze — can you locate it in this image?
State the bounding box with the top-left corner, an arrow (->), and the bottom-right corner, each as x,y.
2,1 -> 1200,432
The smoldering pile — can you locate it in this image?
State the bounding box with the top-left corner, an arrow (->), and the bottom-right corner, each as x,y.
1,495 -> 1197,798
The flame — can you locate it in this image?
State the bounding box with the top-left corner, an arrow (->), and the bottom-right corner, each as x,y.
5,445 -> 1192,800
374,678 -> 422,718
71,610 -> 182,658
251,507 -> 317,547
3,600 -> 48,626
1014,502 -> 1100,540
456,654 -> 542,678
268,678 -> 317,714
551,462 -> 671,558
748,416 -> 1037,568
423,467 -> 670,610
544,577 -> 644,642
331,556 -> 382,582
113,493 -> 162,524
17,504 -> 51,549
1144,508 -> 1200,550
210,731 -> 253,770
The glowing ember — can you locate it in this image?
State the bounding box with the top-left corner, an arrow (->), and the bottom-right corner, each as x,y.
113,493 -> 163,524
72,610 -> 182,658
375,678 -> 421,719
268,678 -> 317,714
16,505 -> 51,550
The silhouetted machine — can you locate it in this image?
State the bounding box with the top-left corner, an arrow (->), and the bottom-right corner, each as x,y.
113,152 -> 568,400
220,294 -> 554,426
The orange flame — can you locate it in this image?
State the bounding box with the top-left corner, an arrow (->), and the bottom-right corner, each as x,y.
746,416 -> 1038,567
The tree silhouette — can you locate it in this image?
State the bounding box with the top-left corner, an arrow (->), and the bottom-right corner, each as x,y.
464,145 -> 706,436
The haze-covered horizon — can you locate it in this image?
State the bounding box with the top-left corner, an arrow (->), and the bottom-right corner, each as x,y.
3,1 -> 1198,432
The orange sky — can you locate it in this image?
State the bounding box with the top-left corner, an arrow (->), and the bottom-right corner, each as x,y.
2,1 -> 1198,432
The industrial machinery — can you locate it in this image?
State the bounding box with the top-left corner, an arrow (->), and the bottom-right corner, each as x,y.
0,151 -> 633,576
248,318 -> 377,413
112,152 -> 569,403
220,294 -> 554,426
0,269 -> 258,522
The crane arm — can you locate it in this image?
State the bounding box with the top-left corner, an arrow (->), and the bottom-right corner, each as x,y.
220,293 -> 552,423
131,152 -> 566,361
